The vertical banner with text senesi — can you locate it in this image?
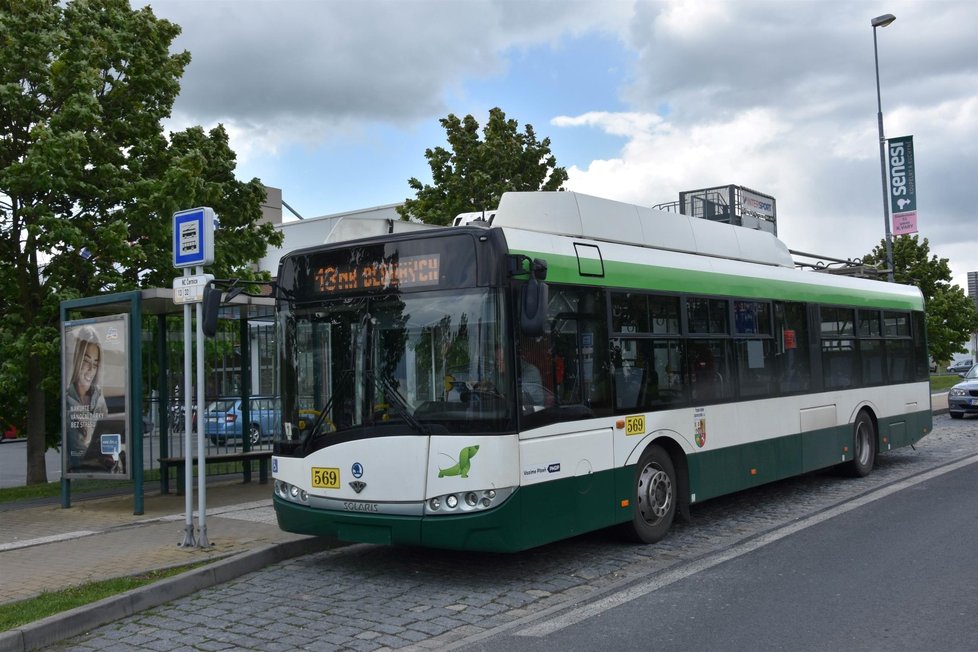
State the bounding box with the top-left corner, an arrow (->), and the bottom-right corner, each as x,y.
888,135 -> 918,235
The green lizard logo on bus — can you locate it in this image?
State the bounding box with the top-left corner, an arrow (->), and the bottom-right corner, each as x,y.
438,445 -> 480,478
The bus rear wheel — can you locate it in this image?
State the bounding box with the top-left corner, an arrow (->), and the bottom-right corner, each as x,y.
623,444 -> 676,544
846,410 -> 877,477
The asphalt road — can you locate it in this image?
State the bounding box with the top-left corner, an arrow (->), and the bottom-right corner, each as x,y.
468,458 -> 978,652
0,440 -> 61,488
50,413 -> 978,651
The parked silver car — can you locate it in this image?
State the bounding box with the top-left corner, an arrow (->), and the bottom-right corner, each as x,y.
948,365 -> 978,419
947,359 -> 975,374
203,397 -> 281,446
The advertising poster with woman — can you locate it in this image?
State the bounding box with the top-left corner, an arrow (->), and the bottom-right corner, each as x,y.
62,314 -> 130,478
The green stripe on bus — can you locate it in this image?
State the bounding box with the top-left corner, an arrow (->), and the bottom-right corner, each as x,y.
511,249 -> 923,311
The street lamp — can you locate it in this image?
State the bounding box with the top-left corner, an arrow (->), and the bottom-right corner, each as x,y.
872,13 -> 896,282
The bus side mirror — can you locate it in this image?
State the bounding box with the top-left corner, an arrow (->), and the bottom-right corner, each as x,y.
201,284 -> 222,337
521,258 -> 548,336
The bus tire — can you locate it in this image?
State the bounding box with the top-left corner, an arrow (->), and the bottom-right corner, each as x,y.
623,444 -> 676,544
846,410 -> 876,477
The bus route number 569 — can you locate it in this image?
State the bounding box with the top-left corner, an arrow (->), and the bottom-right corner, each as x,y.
625,415 -> 646,436
312,467 -> 340,489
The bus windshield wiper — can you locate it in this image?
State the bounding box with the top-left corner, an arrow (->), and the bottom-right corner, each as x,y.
368,371 -> 430,436
308,368 -> 352,439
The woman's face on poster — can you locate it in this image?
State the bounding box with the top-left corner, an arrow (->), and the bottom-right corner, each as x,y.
77,341 -> 100,397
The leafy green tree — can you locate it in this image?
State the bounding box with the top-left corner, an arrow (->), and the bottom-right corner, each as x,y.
399,107 -> 568,225
864,235 -> 978,365
0,0 -> 281,483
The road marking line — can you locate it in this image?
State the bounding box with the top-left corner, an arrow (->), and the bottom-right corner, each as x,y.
0,530 -> 100,552
516,454 -> 978,638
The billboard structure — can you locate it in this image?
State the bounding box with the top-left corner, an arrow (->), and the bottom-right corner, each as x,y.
672,185 -> 778,235
62,314 -> 130,478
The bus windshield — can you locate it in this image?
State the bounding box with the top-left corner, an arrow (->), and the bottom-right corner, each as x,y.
286,288 -> 515,441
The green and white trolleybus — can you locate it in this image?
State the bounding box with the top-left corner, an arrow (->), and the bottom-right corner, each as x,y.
271,191 -> 932,552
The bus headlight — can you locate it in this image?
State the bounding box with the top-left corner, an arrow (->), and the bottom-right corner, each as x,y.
275,480 -> 309,504
423,487 -> 515,515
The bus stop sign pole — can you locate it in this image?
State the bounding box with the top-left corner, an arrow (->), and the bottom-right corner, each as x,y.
194,265 -> 210,548
172,207 -> 216,549
179,278 -> 195,548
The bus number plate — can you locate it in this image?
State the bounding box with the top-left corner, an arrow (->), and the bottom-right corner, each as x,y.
625,415 -> 646,436
311,467 -> 340,489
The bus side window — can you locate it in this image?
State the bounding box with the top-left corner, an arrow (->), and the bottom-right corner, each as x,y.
688,340 -> 730,402
612,338 -> 682,411
518,335 -> 554,410
775,302 -> 810,394
524,286 -> 612,425
820,306 -> 856,389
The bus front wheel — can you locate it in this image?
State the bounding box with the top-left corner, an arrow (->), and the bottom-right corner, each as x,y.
623,444 -> 676,544
846,410 -> 877,477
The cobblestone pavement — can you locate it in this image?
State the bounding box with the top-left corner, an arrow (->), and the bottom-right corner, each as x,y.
52,415 -> 978,651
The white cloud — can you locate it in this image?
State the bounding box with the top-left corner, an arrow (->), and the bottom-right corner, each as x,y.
555,99 -> 975,288
138,0 -> 976,289
552,112 -> 665,139
551,0 -> 977,290
558,108 -> 791,205
145,0 -> 628,149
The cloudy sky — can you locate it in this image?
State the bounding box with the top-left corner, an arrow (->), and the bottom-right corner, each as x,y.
139,0 -> 977,290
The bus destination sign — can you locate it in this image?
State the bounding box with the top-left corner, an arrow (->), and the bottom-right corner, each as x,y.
314,254 -> 441,294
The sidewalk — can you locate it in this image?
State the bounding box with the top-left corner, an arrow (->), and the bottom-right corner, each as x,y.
0,480 -> 336,652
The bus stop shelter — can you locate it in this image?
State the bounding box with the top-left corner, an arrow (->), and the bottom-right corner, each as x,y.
60,288 -> 275,514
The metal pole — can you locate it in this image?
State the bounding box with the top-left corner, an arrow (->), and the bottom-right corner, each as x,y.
873,21 -> 895,283
131,293 -> 144,515
179,269 -> 196,548
156,314 -> 169,494
195,265 -> 210,548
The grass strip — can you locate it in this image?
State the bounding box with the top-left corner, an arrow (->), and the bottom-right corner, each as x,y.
929,374 -> 963,392
0,561 -> 211,632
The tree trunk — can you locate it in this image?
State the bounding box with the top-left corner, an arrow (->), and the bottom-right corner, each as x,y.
25,345 -> 49,485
